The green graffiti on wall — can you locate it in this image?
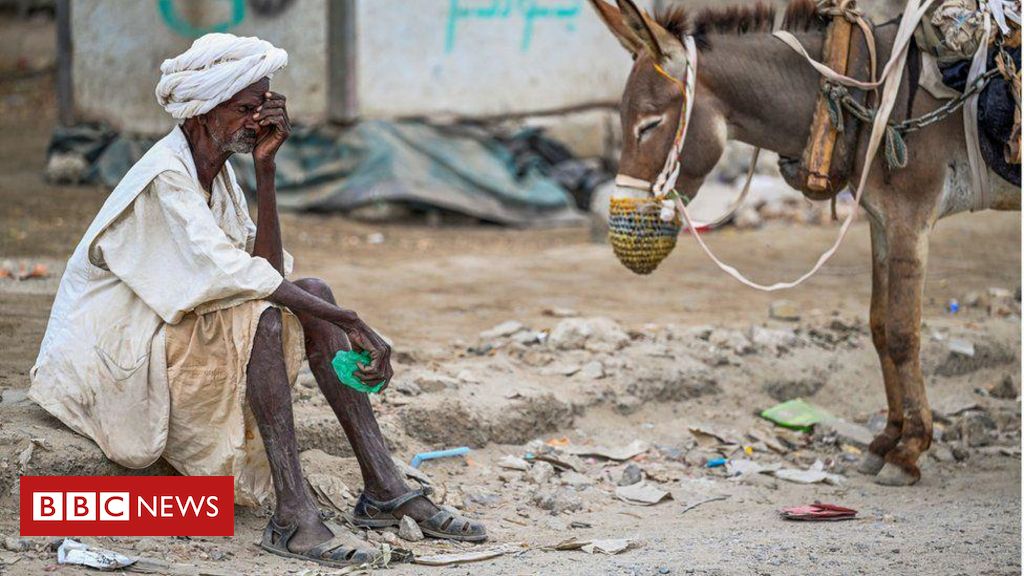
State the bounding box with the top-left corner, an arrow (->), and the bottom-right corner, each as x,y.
158,0 -> 246,38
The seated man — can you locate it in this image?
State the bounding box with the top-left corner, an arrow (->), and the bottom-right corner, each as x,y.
30,33 -> 485,567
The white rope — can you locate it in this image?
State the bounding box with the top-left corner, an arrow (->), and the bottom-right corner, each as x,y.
662,0 -> 931,291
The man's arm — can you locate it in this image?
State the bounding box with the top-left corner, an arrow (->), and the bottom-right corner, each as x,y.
251,91 -> 288,274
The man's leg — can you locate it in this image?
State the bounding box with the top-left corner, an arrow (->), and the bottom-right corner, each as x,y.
247,307 -> 333,551
291,278 -> 437,520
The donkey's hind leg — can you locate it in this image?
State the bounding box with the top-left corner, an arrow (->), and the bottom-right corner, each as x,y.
875,222 -> 933,486
858,218 -> 905,476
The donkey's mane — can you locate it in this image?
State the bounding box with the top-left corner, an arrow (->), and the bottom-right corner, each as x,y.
655,0 -> 827,50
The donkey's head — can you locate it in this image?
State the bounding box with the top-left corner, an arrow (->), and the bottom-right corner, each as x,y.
590,0 -> 728,200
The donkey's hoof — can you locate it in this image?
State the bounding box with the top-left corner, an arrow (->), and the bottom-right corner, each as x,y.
857,452 -> 885,476
875,462 -> 919,486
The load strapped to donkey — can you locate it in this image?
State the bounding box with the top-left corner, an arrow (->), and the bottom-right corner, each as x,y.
783,0 -> 1022,199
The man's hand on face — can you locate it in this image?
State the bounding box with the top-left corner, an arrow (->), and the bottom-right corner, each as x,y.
342,320 -> 394,392
252,91 -> 290,165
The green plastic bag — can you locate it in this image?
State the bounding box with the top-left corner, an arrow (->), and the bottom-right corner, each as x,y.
760,399 -> 834,432
331,350 -> 385,394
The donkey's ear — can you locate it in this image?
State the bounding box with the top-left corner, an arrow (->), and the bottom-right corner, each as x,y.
587,0 -> 643,54
614,0 -> 684,63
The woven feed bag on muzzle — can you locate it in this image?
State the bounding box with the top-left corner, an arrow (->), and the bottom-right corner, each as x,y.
608,196 -> 681,275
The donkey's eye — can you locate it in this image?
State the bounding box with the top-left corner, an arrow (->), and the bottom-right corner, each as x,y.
635,116 -> 664,141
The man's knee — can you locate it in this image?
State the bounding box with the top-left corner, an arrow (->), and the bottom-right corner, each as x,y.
255,307 -> 284,343
294,277 -> 335,303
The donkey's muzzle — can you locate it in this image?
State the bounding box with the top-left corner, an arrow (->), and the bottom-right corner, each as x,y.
608,194 -> 681,275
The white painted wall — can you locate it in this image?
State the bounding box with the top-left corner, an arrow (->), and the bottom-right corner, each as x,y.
71,0 -> 326,134
354,0 -> 643,118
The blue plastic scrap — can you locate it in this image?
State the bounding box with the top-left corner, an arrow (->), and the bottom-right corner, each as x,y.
706,457 -> 727,468
410,447 -> 471,469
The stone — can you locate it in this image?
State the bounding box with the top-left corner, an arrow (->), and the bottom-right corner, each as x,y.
548,317 -> 629,352
393,379 -> 422,396
617,463 -> 643,486
527,461 -> 556,485
948,339 -> 975,358
769,300 -> 801,321
560,471 -> 593,489
578,361 -> 605,380
480,321 -> 525,340
749,326 -> 799,352
961,411 -> 997,447
414,372 -> 458,393
532,486 -> 583,514
709,329 -> 754,355
2,537 -> 30,553
989,374 -> 1019,400
398,516 -> 424,542
380,531 -> 401,547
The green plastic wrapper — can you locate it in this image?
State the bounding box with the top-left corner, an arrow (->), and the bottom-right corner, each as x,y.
331,350 -> 385,394
759,398 -> 834,432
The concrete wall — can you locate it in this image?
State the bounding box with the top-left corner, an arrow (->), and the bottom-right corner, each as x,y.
354,0 -> 643,118
71,0 -> 326,134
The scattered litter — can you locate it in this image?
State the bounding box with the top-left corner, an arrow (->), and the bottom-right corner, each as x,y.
563,439 -> 648,461
706,457 -> 727,468
542,307 -> 579,318
582,539 -> 634,555
947,299 -> 960,314
679,495 -> 730,515
773,460 -> 843,485
498,455 -> 531,471
58,538 -> 135,570
413,544 -> 520,566
545,437 -> 571,447
306,473 -> 354,513
614,482 -> 673,506
725,459 -> 780,477
331,350 -> 385,394
2,537 -> 30,553
398,515 -> 424,542
688,426 -> 738,448
528,452 -> 582,472
393,456 -> 433,485
760,399 -> 834,432
780,502 -> 858,521
550,537 -> 635,554
410,447 -> 470,469
570,520 -> 592,529
479,320 -> 525,340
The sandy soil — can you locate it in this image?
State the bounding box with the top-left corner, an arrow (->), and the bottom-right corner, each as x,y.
0,55 -> 1021,576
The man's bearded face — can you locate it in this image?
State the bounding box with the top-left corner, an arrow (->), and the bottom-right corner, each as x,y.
203,78 -> 270,155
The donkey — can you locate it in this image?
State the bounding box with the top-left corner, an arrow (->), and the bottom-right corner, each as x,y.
589,0 -> 1020,485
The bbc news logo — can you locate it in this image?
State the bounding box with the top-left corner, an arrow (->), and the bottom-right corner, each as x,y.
20,476 -> 233,536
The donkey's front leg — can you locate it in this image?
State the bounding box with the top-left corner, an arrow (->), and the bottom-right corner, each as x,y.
858,218 -> 905,476
876,225 -> 932,486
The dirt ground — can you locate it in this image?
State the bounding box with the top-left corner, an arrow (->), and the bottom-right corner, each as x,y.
1,43 -> 1022,576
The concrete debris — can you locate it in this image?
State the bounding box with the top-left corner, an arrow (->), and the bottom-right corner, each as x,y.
581,539 -> 634,555
498,455 -> 531,471
749,326 -> 799,353
306,473 -> 354,513
989,374 -> 1019,399
560,471 -> 593,489
398,515 -> 425,542
578,360 -> 605,380
480,320 -> 526,340
2,537 -> 30,553
533,486 -> 583,514
527,461 -> 556,485
615,482 -> 673,506
688,426 -> 738,449
816,418 -> 874,449
948,339 -> 976,358
548,317 -> 629,352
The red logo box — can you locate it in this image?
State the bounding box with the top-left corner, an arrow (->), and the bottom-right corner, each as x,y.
20,476 -> 234,536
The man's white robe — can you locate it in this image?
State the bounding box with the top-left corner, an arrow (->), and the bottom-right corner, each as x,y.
30,126 -> 289,471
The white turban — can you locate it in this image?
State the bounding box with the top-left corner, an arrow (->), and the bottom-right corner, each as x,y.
155,33 -> 288,119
